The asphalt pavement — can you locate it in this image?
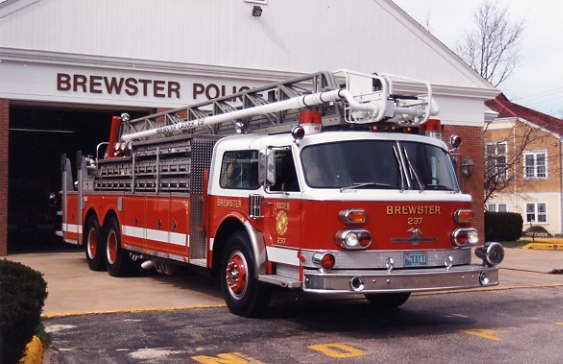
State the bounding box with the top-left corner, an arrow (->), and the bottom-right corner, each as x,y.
6,247 -> 563,315
5,247 -> 563,363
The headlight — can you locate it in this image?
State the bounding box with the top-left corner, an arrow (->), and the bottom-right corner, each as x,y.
335,229 -> 372,250
451,227 -> 479,247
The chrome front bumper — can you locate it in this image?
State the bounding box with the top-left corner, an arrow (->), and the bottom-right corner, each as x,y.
302,264 -> 499,294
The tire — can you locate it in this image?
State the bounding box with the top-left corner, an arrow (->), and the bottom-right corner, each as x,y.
220,232 -> 270,317
104,217 -> 135,277
84,215 -> 105,271
364,292 -> 411,309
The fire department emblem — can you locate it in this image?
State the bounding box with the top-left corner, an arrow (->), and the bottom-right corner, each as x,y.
391,228 -> 437,246
276,210 -> 288,236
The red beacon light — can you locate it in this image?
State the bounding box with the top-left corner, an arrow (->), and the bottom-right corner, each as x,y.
422,118 -> 442,139
298,110 -> 322,135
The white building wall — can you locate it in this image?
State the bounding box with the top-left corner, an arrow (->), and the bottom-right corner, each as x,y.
488,192 -> 562,235
0,0 -> 491,89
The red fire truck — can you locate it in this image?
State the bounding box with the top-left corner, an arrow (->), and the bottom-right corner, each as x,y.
56,70 -> 504,316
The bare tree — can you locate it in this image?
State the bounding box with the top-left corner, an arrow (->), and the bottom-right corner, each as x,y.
484,122 -> 539,203
456,1 -> 525,87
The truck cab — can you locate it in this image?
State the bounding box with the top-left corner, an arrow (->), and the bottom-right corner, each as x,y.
207,126 -> 503,315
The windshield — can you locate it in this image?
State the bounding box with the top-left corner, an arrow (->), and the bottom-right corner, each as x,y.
301,139 -> 458,190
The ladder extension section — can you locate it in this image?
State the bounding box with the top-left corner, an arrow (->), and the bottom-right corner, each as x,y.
119,70 -> 439,142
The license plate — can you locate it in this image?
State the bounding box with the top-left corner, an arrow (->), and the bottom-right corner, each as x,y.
404,252 -> 427,267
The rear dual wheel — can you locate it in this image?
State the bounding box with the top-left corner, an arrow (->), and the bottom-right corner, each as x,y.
104,217 -> 135,277
84,216 -> 105,271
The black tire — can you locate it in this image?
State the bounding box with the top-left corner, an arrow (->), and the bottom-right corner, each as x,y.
364,292 -> 411,309
220,232 -> 271,317
84,215 -> 105,271
104,217 -> 135,277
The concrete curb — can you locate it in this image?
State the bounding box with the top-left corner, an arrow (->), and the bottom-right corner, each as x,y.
39,284 -> 563,319
20,336 -> 43,364
41,303 -> 227,319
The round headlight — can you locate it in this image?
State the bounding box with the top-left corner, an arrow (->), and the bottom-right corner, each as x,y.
335,229 -> 372,250
451,228 -> 479,247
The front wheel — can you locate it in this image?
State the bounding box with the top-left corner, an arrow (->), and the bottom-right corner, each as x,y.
220,233 -> 270,317
364,292 -> 411,309
104,217 -> 135,277
84,216 -> 105,271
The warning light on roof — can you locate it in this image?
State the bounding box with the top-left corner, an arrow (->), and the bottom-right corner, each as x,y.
299,111 -> 322,134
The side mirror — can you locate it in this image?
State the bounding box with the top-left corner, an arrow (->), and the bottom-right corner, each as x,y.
449,134 -> 462,150
258,149 -> 276,187
266,149 -> 277,186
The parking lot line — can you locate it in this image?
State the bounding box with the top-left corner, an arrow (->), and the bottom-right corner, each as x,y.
191,352 -> 265,364
462,329 -> 502,342
308,343 -> 366,358
414,283 -> 563,296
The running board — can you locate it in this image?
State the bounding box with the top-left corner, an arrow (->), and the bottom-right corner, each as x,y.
190,258 -> 207,267
258,274 -> 302,288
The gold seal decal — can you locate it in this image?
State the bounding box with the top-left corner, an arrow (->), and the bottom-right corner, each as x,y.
276,210 -> 288,236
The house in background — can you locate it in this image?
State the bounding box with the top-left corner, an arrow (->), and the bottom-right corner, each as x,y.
484,94 -> 563,235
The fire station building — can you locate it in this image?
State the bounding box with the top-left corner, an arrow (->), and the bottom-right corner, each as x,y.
0,0 -> 498,255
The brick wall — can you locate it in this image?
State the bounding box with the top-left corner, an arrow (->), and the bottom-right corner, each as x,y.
443,125 -> 485,237
0,99 -> 9,256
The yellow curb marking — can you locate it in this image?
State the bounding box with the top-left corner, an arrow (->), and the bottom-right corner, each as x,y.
413,283 -> 563,296
191,352 -> 265,364
556,322 -> 563,326
42,284 -> 563,319
308,343 -> 366,358
522,243 -> 563,250
42,304 -> 226,318
20,336 -> 43,364
462,329 -> 502,342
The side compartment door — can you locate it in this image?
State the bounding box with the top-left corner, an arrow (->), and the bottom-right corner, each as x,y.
145,195 -> 171,253
122,196 -> 146,249
169,197 -> 190,257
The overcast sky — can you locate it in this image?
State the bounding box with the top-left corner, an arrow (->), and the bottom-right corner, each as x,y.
393,0 -> 563,118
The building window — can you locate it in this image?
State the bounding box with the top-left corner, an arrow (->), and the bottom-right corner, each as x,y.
486,141 -> 507,181
488,203 -> 507,212
524,151 -> 547,179
526,202 -> 547,224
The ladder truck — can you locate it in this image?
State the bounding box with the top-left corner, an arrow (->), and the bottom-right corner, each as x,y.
56,70 -> 504,316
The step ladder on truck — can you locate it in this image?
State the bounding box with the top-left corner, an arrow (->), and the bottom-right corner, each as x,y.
55,69 -> 504,317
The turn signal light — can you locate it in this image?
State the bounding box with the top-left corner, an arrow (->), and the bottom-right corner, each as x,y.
312,253 -> 335,269
339,209 -> 368,225
454,209 -> 473,224
451,227 -> 479,247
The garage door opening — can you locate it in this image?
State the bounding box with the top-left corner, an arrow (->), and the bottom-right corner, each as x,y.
8,104 -> 150,253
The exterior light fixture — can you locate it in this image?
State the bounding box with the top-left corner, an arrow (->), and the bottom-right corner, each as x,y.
461,157 -> 474,177
252,5 -> 262,17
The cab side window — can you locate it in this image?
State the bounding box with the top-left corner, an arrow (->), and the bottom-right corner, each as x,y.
270,149 -> 299,192
220,150 -> 259,190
